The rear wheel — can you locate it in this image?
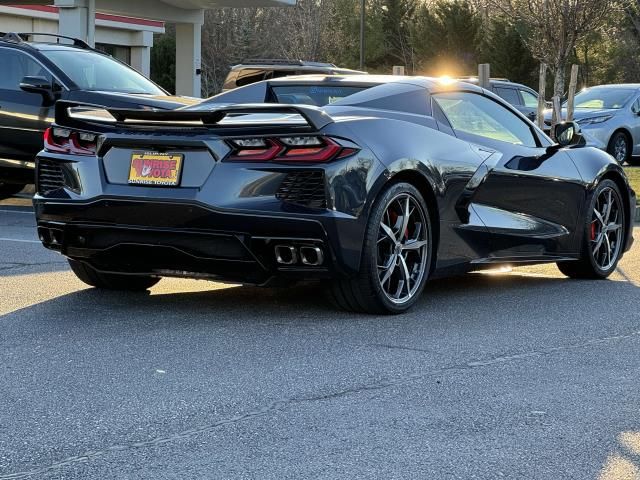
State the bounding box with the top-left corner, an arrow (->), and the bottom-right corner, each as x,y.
0,182 -> 25,199
607,131 -> 630,164
68,259 -> 160,291
326,182 -> 432,314
557,179 -> 626,279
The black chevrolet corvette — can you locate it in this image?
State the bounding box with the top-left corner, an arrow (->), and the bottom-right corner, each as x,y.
34,77 -> 636,313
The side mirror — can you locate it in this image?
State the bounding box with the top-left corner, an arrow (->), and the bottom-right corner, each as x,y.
19,76 -> 55,103
553,121 -> 584,147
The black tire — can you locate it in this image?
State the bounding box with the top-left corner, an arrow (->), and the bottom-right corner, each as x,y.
0,182 -> 26,199
68,259 -> 160,291
606,131 -> 630,164
627,156 -> 640,166
325,182 -> 433,314
557,179 -> 626,279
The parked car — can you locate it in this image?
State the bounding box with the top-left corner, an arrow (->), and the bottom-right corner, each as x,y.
222,59 -> 367,92
456,77 -> 541,121
0,32 -> 196,199
543,84 -> 640,165
33,77 -> 635,313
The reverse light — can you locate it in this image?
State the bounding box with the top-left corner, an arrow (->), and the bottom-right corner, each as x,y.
44,127 -> 97,156
227,136 -> 358,163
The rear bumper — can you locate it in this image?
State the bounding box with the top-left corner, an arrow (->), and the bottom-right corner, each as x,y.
32,129 -> 385,284
34,197 -> 363,285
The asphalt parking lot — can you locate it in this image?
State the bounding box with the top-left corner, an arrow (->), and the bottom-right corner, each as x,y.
1,193 -> 640,480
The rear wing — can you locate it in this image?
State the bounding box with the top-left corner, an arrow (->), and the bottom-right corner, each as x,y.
54,101 -> 334,132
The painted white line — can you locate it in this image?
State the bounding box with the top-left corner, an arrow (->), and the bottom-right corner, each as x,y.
0,209 -> 34,215
0,237 -> 40,244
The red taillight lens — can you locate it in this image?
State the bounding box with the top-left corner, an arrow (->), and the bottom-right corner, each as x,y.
233,138 -> 284,161
44,127 -> 97,156
226,136 -> 358,163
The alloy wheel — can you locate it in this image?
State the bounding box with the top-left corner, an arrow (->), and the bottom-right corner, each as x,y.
377,193 -> 429,304
613,135 -> 628,163
590,186 -> 623,271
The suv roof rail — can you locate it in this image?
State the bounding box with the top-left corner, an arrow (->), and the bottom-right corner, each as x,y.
0,32 -> 93,50
239,58 -> 336,68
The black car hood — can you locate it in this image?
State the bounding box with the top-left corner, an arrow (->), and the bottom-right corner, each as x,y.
67,91 -> 199,110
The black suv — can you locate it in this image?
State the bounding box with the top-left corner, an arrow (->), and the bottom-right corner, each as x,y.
0,33 -> 196,198
222,59 -> 367,92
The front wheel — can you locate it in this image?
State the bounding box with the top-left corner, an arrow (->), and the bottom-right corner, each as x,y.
557,179 -> 626,279
68,259 -> 160,291
607,132 -> 630,164
326,182 -> 432,314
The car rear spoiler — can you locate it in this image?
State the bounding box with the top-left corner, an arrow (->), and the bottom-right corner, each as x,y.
54,101 -> 334,132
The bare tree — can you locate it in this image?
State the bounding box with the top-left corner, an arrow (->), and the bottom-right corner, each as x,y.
487,0 -> 621,99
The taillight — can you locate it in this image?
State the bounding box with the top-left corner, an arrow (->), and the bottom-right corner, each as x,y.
44,127 -> 97,156
226,136 -> 358,163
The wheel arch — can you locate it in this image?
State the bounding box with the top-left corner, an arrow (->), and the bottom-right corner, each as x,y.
599,169 -> 633,248
384,169 -> 441,273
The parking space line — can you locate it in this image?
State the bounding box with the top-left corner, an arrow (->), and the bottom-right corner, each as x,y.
0,238 -> 40,244
0,209 -> 34,215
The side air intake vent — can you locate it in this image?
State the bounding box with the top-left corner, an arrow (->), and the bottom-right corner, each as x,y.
276,171 -> 327,209
37,160 -> 65,195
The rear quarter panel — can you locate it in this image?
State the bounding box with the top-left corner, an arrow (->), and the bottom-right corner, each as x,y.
325,116 -> 492,271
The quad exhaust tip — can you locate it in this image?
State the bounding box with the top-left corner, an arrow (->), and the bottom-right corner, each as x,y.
300,246 -> 324,266
274,245 -> 298,265
274,244 -> 324,266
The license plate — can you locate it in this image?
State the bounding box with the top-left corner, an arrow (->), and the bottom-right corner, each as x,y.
128,152 -> 183,186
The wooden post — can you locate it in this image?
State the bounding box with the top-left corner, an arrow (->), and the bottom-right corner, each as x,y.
392,66 -> 405,76
551,95 -> 562,140
478,63 -> 490,90
536,63 -> 547,130
566,64 -> 579,122
359,0 -> 366,71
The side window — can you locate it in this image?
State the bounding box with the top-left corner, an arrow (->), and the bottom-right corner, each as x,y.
0,49 -> 52,91
631,97 -> 640,114
431,97 -> 455,136
494,87 -> 521,106
433,91 -> 538,147
521,90 -> 539,108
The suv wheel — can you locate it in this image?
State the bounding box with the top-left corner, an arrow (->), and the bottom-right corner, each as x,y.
0,182 -> 25,199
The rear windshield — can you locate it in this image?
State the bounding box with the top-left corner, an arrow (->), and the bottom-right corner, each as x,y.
42,50 -> 165,95
271,85 -> 371,106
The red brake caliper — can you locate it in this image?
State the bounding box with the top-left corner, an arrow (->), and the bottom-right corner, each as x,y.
590,222 -> 597,241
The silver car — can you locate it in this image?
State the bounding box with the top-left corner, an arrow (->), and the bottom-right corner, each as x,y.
545,84 -> 640,165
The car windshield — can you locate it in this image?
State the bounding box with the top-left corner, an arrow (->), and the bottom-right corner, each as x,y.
570,88 -> 635,109
41,50 -> 165,95
271,85 -> 371,106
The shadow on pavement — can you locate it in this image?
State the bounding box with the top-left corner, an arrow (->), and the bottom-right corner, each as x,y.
2,271 -> 638,329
